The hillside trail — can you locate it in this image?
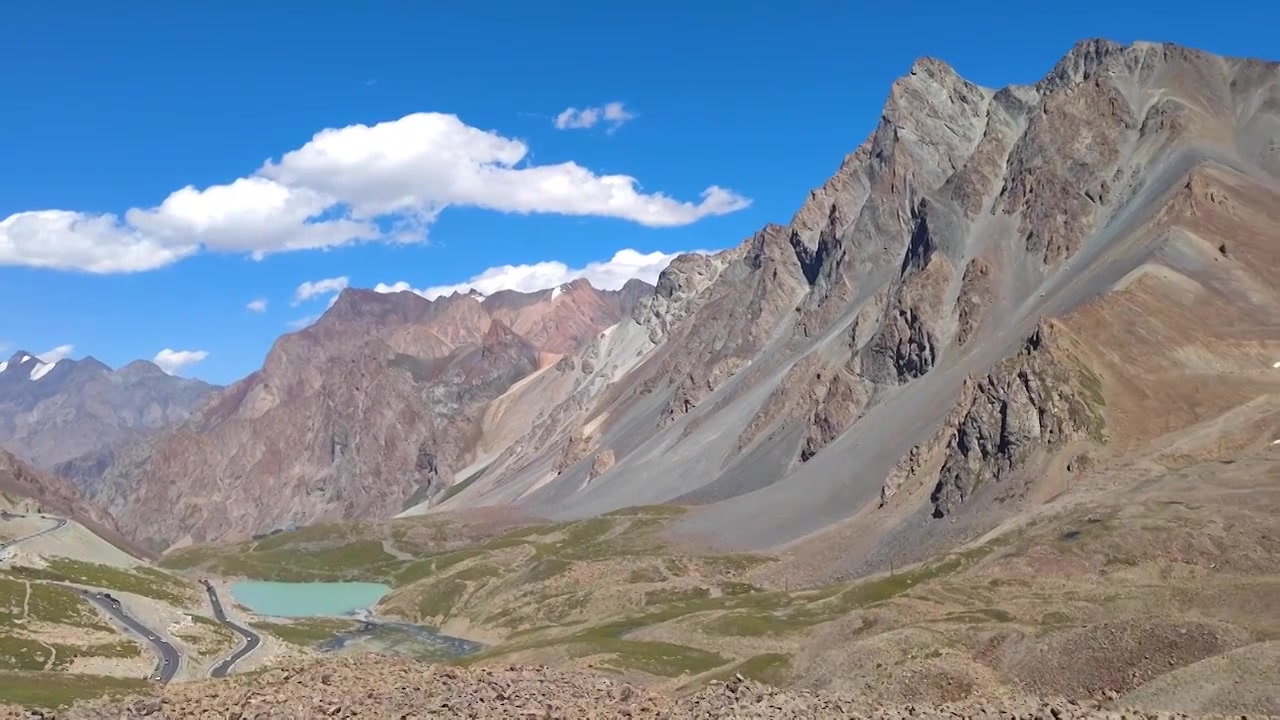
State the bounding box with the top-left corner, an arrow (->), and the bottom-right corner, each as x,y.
39,640 -> 56,671
380,539 -> 413,561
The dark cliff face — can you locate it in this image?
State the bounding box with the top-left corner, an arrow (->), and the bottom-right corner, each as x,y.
0,353 -> 218,487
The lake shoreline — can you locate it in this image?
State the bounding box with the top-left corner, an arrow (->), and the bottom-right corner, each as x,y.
222,578 -> 486,661
228,579 -> 391,618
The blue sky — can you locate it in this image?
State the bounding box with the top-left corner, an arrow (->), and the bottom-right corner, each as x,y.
0,1 -> 1273,384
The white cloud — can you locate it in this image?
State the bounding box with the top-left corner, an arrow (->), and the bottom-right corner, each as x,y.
126,178 -> 377,259
38,344 -> 75,363
260,113 -> 747,226
246,298 -> 268,312
293,276 -> 350,305
554,102 -> 636,132
0,112 -> 747,274
0,211 -> 196,272
153,348 -> 208,375
376,248 -> 703,299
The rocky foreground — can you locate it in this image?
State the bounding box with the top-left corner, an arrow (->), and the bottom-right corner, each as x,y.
8,657 -> 1277,719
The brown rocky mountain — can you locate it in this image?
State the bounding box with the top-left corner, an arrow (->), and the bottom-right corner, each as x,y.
0,352 -> 217,488
91,279 -> 650,549
95,39 -> 1280,565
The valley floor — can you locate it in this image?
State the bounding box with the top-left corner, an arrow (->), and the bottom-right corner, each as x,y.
56,441 -> 1269,718
2,437 -> 1277,715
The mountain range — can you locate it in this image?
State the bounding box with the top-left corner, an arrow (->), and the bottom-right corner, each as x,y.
2,37 -> 1279,716
0,351 -> 217,491
7,39 -> 1279,568
87,279 -> 652,550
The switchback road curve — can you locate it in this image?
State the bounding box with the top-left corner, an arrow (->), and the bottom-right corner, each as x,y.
0,514 -> 67,550
202,580 -> 262,678
80,588 -> 181,683
5,515 -> 180,683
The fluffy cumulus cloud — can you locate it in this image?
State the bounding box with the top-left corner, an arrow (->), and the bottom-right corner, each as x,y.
38,344 -> 75,363
246,298 -> 268,312
553,102 -> 636,132
153,348 -> 209,375
1,112 -> 747,274
375,248 -> 703,299
293,276 -> 349,305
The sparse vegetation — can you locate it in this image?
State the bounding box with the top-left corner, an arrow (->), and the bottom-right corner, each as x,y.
175,615 -> 238,659
0,576 -> 111,630
9,559 -> 194,606
572,637 -> 727,677
690,652 -> 791,688
0,671 -> 149,709
0,635 -> 55,671
166,535 -> 402,584
0,635 -> 138,672
252,618 -> 359,647
148,469 -> 1280,694
375,510 -> 781,636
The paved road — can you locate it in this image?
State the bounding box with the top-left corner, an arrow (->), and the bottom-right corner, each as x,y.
80,589 -> 181,683
0,514 -> 68,550
2,514 -> 180,683
202,581 -> 261,678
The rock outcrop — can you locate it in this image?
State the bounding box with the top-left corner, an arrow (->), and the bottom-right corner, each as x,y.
924,321 -> 1107,516
40,655 -> 1257,719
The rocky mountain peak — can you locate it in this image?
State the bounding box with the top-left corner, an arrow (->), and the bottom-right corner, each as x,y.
0,350 -> 49,380
561,277 -> 595,293
90,273 -> 640,545
0,350 -> 219,493
2,349 -> 37,366
482,317 -> 520,348
113,358 -> 169,380
1040,37 -> 1133,90
322,287 -> 432,326
428,39 -> 1280,556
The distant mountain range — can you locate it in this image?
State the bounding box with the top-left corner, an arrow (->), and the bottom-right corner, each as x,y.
0,351 -> 218,490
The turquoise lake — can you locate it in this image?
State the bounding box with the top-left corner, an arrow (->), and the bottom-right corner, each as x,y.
229,581 -> 391,618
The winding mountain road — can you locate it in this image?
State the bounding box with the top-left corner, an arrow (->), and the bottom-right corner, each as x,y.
2,513 -> 182,683
0,514 -> 67,550
202,580 -> 261,677
79,589 -> 181,683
